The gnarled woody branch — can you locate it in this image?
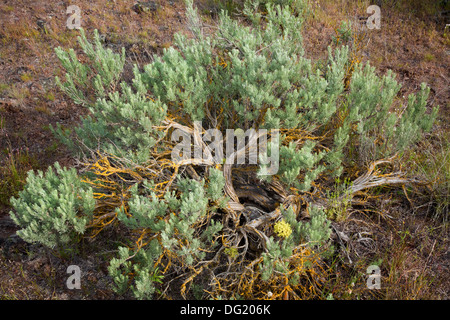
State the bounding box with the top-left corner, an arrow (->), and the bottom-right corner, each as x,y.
163,119 -> 269,212
242,155 -> 428,247
162,120 -> 427,243
344,155 -> 427,197
223,130 -> 270,211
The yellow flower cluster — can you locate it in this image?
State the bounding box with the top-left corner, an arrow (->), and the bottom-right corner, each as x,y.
274,219 -> 292,239
224,247 -> 239,259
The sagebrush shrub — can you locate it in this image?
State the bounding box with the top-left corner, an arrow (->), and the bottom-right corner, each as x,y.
10,162 -> 95,249
9,0 -> 439,299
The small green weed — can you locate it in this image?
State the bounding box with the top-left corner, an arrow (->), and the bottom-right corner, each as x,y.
326,177 -> 353,222
423,53 -> 435,62
0,146 -> 39,206
20,73 -> 33,82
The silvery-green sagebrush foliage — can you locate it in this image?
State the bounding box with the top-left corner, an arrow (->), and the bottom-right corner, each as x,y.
52,0 -> 437,182
53,0 -> 437,171
53,29 -> 166,163
9,162 -> 95,249
108,168 -> 226,299
261,205 -> 331,282
9,0 -> 439,299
